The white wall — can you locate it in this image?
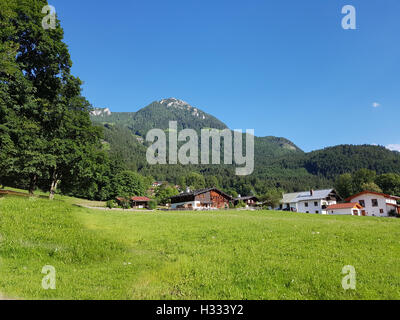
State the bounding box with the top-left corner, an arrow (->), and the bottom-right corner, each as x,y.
171,201 -> 199,209
351,194 -> 391,217
297,199 -> 337,214
328,208 -> 361,216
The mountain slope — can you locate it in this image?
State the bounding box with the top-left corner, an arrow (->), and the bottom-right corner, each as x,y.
91,99 -> 400,194
92,98 -> 303,160
274,144 -> 400,179
92,98 -> 229,137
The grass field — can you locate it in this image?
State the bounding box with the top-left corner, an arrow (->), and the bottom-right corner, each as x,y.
0,194 -> 399,300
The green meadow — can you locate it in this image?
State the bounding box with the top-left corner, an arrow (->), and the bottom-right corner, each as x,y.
0,194 -> 399,300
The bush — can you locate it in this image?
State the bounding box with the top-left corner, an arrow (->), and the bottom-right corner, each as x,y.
148,200 -> 157,210
106,200 -> 116,209
119,198 -> 131,210
235,200 -> 246,208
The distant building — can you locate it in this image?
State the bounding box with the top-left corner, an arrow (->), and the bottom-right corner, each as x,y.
327,203 -> 364,216
345,191 -> 400,217
170,188 -> 232,210
152,181 -> 167,188
280,189 -> 340,214
233,196 -> 259,207
116,196 -> 152,209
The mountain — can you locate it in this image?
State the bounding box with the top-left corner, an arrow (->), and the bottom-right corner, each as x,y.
92,98 -> 302,159
91,98 -> 400,194
92,98 -> 229,137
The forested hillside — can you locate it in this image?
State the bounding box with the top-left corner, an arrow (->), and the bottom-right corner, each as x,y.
90,100 -> 400,199
3,1 -> 400,202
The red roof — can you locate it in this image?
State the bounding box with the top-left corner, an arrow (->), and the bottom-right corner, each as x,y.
345,191 -> 400,202
131,196 -> 151,202
327,203 -> 363,210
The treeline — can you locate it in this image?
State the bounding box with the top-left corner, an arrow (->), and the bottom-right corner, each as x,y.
277,145 -> 400,179
335,169 -> 400,199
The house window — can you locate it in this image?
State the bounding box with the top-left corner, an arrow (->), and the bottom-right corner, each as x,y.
315,211 -> 319,214
306,211 -> 309,213
371,199 -> 378,207
380,209 -> 384,214
314,202 -> 318,207
359,200 -> 365,207
305,202 -> 309,207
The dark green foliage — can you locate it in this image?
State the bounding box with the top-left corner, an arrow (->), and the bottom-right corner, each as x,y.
113,171 -> 147,198
155,185 -> 179,205
106,200 -> 116,209
0,0 -> 107,199
261,189 -> 283,209
335,169 -> 400,198
119,198 -> 131,210
334,173 -> 354,199
235,200 -> 246,208
375,173 -> 400,196
92,99 -> 228,137
148,200 -> 157,210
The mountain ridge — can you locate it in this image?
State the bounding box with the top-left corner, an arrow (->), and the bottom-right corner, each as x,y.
91,99 -> 400,194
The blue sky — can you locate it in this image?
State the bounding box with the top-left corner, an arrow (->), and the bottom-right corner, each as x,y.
52,0 -> 400,152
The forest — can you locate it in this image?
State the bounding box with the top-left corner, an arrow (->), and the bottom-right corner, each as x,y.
2,0 -> 400,204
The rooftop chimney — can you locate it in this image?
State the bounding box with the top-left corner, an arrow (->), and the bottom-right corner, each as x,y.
310,189 -> 314,196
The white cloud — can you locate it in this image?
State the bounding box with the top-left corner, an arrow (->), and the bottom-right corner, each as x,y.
372,102 -> 381,108
386,144 -> 400,152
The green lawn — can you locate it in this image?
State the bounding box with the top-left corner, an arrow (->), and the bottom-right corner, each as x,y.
0,195 -> 399,300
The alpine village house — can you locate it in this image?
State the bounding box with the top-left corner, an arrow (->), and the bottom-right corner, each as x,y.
170,188 -> 233,210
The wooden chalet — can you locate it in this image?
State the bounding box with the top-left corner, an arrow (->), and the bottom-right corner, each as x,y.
170,188 -> 232,210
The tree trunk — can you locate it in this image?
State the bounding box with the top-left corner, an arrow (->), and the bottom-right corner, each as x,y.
49,171 -> 58,200
29,174 -> 37,196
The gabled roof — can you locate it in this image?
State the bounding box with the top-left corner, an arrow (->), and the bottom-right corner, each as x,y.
296,189 -> 336,201
281,192 -> 301,204
282,189 -> 337,203
170,188 -> 232,200
131,196 -> 151,202
345,191 -> 400,202
234,196 -> 259,201
327,203 -> 363,210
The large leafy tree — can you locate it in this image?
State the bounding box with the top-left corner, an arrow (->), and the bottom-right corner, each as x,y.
1,0 -> 106,198
334,173 -> 354,199
112,171 -> 147,198
375,173 -> 400,196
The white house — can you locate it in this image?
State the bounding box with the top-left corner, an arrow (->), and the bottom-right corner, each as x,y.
280,189 -> 340,214
326,203 -> 364,216
345,191 -> 400,217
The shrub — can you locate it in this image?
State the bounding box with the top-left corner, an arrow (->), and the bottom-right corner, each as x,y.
119,198 -> 131,210
106,200 -> 116,209
235,200 -> 246,208
148,200 -> 157,210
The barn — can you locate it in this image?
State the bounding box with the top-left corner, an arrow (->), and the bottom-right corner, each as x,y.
170,188 -> 232,210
